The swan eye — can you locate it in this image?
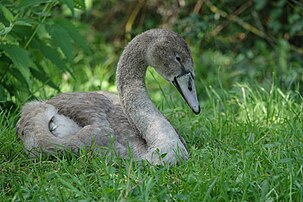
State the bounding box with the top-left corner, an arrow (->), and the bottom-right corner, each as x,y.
176,56 -> 181,62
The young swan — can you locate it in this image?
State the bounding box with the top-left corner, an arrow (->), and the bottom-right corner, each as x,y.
17,29 -> 200,165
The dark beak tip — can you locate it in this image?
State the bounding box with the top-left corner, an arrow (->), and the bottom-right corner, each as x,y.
193,105 -> 201,115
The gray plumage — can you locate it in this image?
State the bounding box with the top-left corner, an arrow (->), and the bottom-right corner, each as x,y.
16,29 -> 200,165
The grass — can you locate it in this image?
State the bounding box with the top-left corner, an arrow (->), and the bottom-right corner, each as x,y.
1,76 -> 303,201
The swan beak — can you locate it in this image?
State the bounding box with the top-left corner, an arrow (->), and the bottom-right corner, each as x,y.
172,72 -> 200,114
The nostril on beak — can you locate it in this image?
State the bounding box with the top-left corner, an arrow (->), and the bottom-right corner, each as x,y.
188,79 -> 192,91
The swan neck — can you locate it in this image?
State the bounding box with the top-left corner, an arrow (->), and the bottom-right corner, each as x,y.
116,36 -> 178,142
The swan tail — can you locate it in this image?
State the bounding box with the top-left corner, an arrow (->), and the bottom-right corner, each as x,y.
17,101 -> 57,139
16,101 -> 81,156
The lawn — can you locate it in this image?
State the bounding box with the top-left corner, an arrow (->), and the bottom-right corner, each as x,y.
1,75 -> 302,201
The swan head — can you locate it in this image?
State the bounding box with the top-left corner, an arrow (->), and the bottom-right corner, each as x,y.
146,29 -> 200,114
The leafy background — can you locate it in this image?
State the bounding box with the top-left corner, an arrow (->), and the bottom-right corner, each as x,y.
0,0 -> 302,110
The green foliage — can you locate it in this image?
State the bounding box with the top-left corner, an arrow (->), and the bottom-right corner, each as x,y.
1,0 -> 303,109
85,0 -> 303,94
177,1 -> 303,93
0,0 -> 90,109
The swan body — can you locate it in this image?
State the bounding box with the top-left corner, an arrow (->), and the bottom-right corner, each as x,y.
16,29 -> 200,165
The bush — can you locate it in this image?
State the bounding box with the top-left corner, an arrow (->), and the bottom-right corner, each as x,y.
0,0 -> 90,109
1,0 -> 302,110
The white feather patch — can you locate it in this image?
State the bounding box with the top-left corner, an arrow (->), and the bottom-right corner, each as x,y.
49,114 -> 81,138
